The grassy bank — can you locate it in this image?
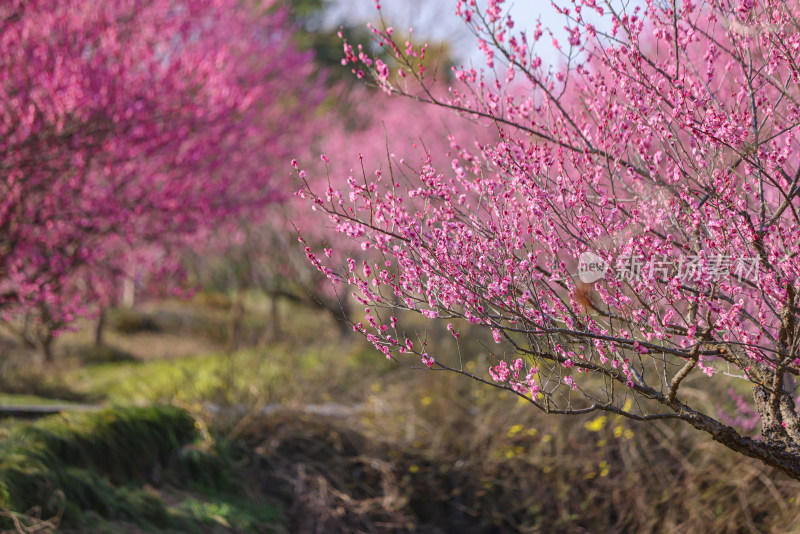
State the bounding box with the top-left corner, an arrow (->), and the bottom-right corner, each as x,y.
0,406 -> 284,533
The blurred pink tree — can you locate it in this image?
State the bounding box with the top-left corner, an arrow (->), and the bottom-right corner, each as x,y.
197,76 -> 497,337
298,0 -> 800,478
0,0 -> 318,356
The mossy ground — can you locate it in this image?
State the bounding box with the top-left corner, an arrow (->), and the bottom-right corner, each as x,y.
0,406 -> 284,532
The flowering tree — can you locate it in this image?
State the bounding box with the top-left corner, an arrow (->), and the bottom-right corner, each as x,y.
297,0 -> 800,478
287,85 -> 496,326
0,0 -> 317,356
195,75 -> 496,338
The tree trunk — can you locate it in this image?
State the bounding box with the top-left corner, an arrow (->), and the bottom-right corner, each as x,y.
332,295 -> 352,337
229,294 -> 244,352
40,331 -> 54,362
95,307 -> 106,347
20,313 -> 37,349
753,382 -> 800,447
37,303 -> 56,363
260,294 -> 281,345
315,293 -> 352,337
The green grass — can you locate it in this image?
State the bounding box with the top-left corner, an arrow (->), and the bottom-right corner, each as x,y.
0,394 -> 82,406
0,406 -> 285,533
64,336 -> 383,408
169,490 -> 284,533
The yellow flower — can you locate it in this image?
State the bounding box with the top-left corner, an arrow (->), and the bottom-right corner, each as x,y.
599,461 -> 610,477
507,424 -> 524,437
584,415 -> 607,432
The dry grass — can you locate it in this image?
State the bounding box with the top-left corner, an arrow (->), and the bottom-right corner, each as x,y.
230,370 -> 800,534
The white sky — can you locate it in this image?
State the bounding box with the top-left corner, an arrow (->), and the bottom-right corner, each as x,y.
325,0 -> 573,68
